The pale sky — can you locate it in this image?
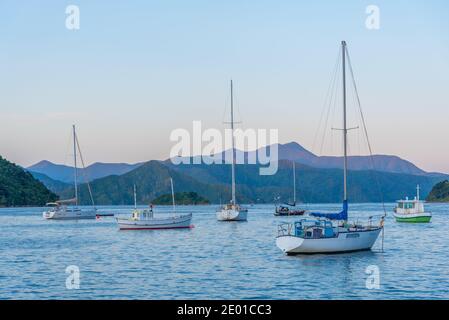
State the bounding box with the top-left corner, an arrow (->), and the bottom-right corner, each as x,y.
1,1 -> 448,173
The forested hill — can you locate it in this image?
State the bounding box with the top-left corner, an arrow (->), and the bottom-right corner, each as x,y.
426,180 -> 449,202
0,156 -> 58,207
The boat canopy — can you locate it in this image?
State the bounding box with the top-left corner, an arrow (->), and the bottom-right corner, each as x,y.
309,200 -> 348,221
56,198 -> 77,205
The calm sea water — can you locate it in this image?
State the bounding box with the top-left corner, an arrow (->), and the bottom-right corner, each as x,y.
0,203 -> 448,300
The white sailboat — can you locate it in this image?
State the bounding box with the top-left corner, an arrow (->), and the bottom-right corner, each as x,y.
276,41 -> 384,254
216,80 -> 248,221
116,179 -> 193,230
275,161 -> 306,216
43,125 -> 97,220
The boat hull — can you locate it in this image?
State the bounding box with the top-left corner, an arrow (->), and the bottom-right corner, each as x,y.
276,228 -> 382,254
274,209 -> 305,217
393,212 -> 431,223
116,213 -> 193,230
216,208 -> 248,221
43,209 -> 97,220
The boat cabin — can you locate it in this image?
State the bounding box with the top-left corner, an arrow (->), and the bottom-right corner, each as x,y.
394,185 -> 425,215
294,219 -> 335,239
395,198 -> 424,214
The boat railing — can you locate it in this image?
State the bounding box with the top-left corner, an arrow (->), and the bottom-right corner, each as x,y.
277,223 -> 293,237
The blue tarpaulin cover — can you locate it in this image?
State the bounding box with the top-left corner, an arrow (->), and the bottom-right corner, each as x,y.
310,200 -> 348,221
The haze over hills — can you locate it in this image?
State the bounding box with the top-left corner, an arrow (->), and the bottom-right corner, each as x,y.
28,160 -> 143,183
61,158 -> 448,205
209,142 -> 429,176
28,142 -> 437,185
27,141 -> 449,205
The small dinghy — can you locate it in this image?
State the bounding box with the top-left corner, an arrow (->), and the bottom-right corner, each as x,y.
116,180 -> 193,230
393,185 -> 431,223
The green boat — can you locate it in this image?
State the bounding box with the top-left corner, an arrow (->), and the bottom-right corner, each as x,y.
393,185 -> 432,223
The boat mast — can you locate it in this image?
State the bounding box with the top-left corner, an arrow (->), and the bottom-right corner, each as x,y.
417,184 -> 420,201
170,178 -> 176,213
342,41 -> 348,202
292,161 -> 296,206
133,184 -> 137,209
230,80 -> 236,206
73,125 -> 78,206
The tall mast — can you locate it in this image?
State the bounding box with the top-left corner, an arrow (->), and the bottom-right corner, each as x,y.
417,184 -> 420,201
73,125 -> 78,206
133,184 -> 137,209
170,178 -> 176,213
342,41 -> 348,202
292,161 -> 296,205
230,80 -> 236,205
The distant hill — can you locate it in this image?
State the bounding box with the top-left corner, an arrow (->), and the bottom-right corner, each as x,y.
426,180 -> 449,202
62,158 -> 447,205
165,159 -> 446,203
204,142 -> 429,176
152,192 -> 210,205
29,141 -> 438,187
28,160 -> 143,183
28,171 -> 71,194
60,161 -> 231,205
0,156 -> 58,207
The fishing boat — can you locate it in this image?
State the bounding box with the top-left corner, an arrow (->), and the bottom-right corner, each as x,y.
116,179 -> 193,230
275,161 -> 305,216
393,185 -> 431,223
43,125 -> 97,220
216,80 -> 248,221
276,41 -> 385,254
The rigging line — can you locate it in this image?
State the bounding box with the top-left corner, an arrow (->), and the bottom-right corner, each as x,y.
74,133 -> 96,209
312,48 -> 341,153
328,61 -> 341,156
63,127 -> 72,167
319,49 -> 341,155
345,47 -> 386,215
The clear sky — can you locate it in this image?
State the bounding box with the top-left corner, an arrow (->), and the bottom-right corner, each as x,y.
1,1 -> 448,172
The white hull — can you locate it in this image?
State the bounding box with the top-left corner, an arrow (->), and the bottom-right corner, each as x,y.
216,208 -> 248,221
276,228 -> 382,254
116,213 -> 192,230
43,208 -> 97,220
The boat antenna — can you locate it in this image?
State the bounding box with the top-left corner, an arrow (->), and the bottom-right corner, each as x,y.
170,178 -> 176,213
73,125 -> 78,207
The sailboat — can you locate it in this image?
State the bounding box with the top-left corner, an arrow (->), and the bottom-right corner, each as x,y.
275,161 -> 305,216
43,125 -> 97,220
116,179 -> 193,230
393,185 -> 432,223
276,41 -> 384,254
216,80 -> 248,221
